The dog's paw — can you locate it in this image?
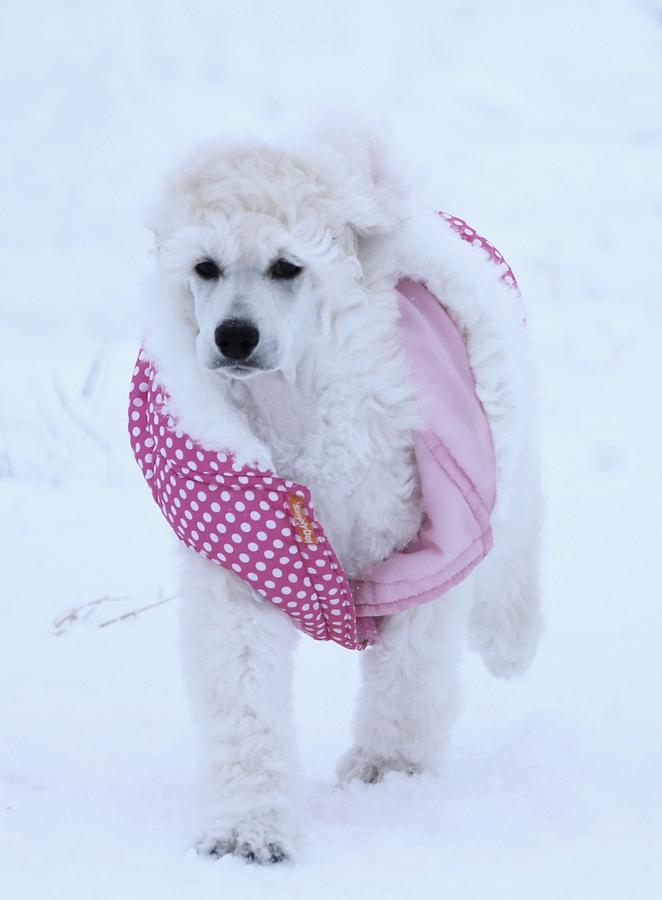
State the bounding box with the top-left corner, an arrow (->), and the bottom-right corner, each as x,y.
470,600 -> 543,679
236,840 -> 288,864
195,817 -> 293,864
336,746 -> 422,785
196,835 -> 236,859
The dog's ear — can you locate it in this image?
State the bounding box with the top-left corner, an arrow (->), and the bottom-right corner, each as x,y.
307,123 -> 409,241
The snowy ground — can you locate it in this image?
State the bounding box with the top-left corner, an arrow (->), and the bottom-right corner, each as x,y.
2,1 -> 662,897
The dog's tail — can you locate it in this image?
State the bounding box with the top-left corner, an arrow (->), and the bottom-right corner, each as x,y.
468,479 -> 544,679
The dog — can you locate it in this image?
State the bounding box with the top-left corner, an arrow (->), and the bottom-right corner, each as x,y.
137,134 -> 543,863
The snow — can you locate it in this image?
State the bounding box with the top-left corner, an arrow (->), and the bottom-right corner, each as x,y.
2,1 -> 661,896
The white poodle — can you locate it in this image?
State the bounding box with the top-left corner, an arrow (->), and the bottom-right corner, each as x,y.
136,133 -> 543,863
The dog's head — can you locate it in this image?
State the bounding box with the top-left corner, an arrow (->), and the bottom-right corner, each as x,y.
147,138 -> 405,381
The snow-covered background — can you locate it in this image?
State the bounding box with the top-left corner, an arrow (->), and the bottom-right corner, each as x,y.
2,1 -> 661,896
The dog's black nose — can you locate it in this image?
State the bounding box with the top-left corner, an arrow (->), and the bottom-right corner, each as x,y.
214,320 -> 260,361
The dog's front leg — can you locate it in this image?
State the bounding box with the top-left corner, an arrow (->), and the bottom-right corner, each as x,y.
179,550 -> 299,863
338,579 -> 472,784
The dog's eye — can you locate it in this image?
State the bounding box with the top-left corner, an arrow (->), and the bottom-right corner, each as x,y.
268,258 -> 302,281
194,259 -> 222,280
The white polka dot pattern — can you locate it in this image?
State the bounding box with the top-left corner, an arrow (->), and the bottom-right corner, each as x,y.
129,352 -> 362,650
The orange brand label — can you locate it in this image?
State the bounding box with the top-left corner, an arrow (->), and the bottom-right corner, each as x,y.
288,494 -> 318,545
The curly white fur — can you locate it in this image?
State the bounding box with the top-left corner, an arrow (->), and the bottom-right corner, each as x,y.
142,133 -> 543,862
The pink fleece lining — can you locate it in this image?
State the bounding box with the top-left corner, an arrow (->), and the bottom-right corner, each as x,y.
350,276 -> 496,622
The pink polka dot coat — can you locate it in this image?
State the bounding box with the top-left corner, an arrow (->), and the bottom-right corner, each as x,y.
129,214 -> 517,650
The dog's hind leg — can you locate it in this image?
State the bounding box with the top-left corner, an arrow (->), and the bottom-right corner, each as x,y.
179,550 -> 300,863
337,579 -> 472,785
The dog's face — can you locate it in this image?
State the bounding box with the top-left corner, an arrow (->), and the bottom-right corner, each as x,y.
176,212 -> 331,381
191,247 -> 301,379
151,142 -> 400,381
